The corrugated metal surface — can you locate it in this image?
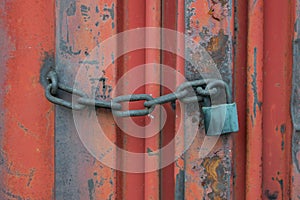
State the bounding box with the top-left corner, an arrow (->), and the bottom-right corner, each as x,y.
0,0 -> 55,199
246,0 -> 264,198
0,0 -> 300,199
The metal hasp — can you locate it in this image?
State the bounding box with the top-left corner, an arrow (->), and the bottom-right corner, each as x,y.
202,80 -> 239,136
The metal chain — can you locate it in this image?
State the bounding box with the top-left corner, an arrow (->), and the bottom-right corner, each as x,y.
45,70 -> 229,117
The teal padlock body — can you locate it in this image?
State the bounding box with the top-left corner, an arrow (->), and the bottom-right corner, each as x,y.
202,103 -> 239,136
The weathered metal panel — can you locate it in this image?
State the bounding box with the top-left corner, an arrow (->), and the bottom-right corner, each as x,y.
246,0 -> 264,199
1,0 -> 299,199
184,0 -> 235,199
262,1 -> 294,199
55,0 -> 117,199
0,0 -> 55,199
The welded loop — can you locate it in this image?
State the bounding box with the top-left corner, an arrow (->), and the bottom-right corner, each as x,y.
176,79 -> 214,103
176,79 -> 208,92
205,80 -> 232,103
112,94 -> 156,117
45,83 -> 87,110
196,87 -> 218,96
46,70 -> 58,94
144,80 -> 205,107
143,90 -> 188,108
77,98 -> 122,110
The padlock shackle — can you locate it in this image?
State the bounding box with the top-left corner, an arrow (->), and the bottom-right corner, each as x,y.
206,80 -> 232,103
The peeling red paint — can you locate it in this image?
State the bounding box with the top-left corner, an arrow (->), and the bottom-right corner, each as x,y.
262,1 -> 294,199
184,0 -> 234,199
0,0 -> 55,199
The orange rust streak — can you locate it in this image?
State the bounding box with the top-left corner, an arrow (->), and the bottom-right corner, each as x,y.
0,0 -> 55,199
246,0 -> 264,199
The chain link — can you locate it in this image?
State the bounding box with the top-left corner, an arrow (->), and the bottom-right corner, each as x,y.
45,70 -> 229,117
45,82 -> 87,110
112,94 -> 155,117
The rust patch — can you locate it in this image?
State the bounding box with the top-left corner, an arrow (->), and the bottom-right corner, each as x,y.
185,44 -> 220,81
208,1 -> 229,21
216,0 -> 229,6
206,29 -> 229,67
201,155 -> 229,200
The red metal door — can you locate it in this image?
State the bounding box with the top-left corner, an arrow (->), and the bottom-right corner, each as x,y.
0,0 -> 300,199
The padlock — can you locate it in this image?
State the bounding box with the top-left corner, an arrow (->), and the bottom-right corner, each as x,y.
201,80 -> 239,136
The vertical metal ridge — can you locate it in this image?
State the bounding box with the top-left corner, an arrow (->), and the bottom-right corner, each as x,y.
145,0 -> 162,199
245,0 -> 264,199
263,1 -> 294,199
161,0 -> 175,199
184,0 -> 235,199
232,0 -> 247,198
